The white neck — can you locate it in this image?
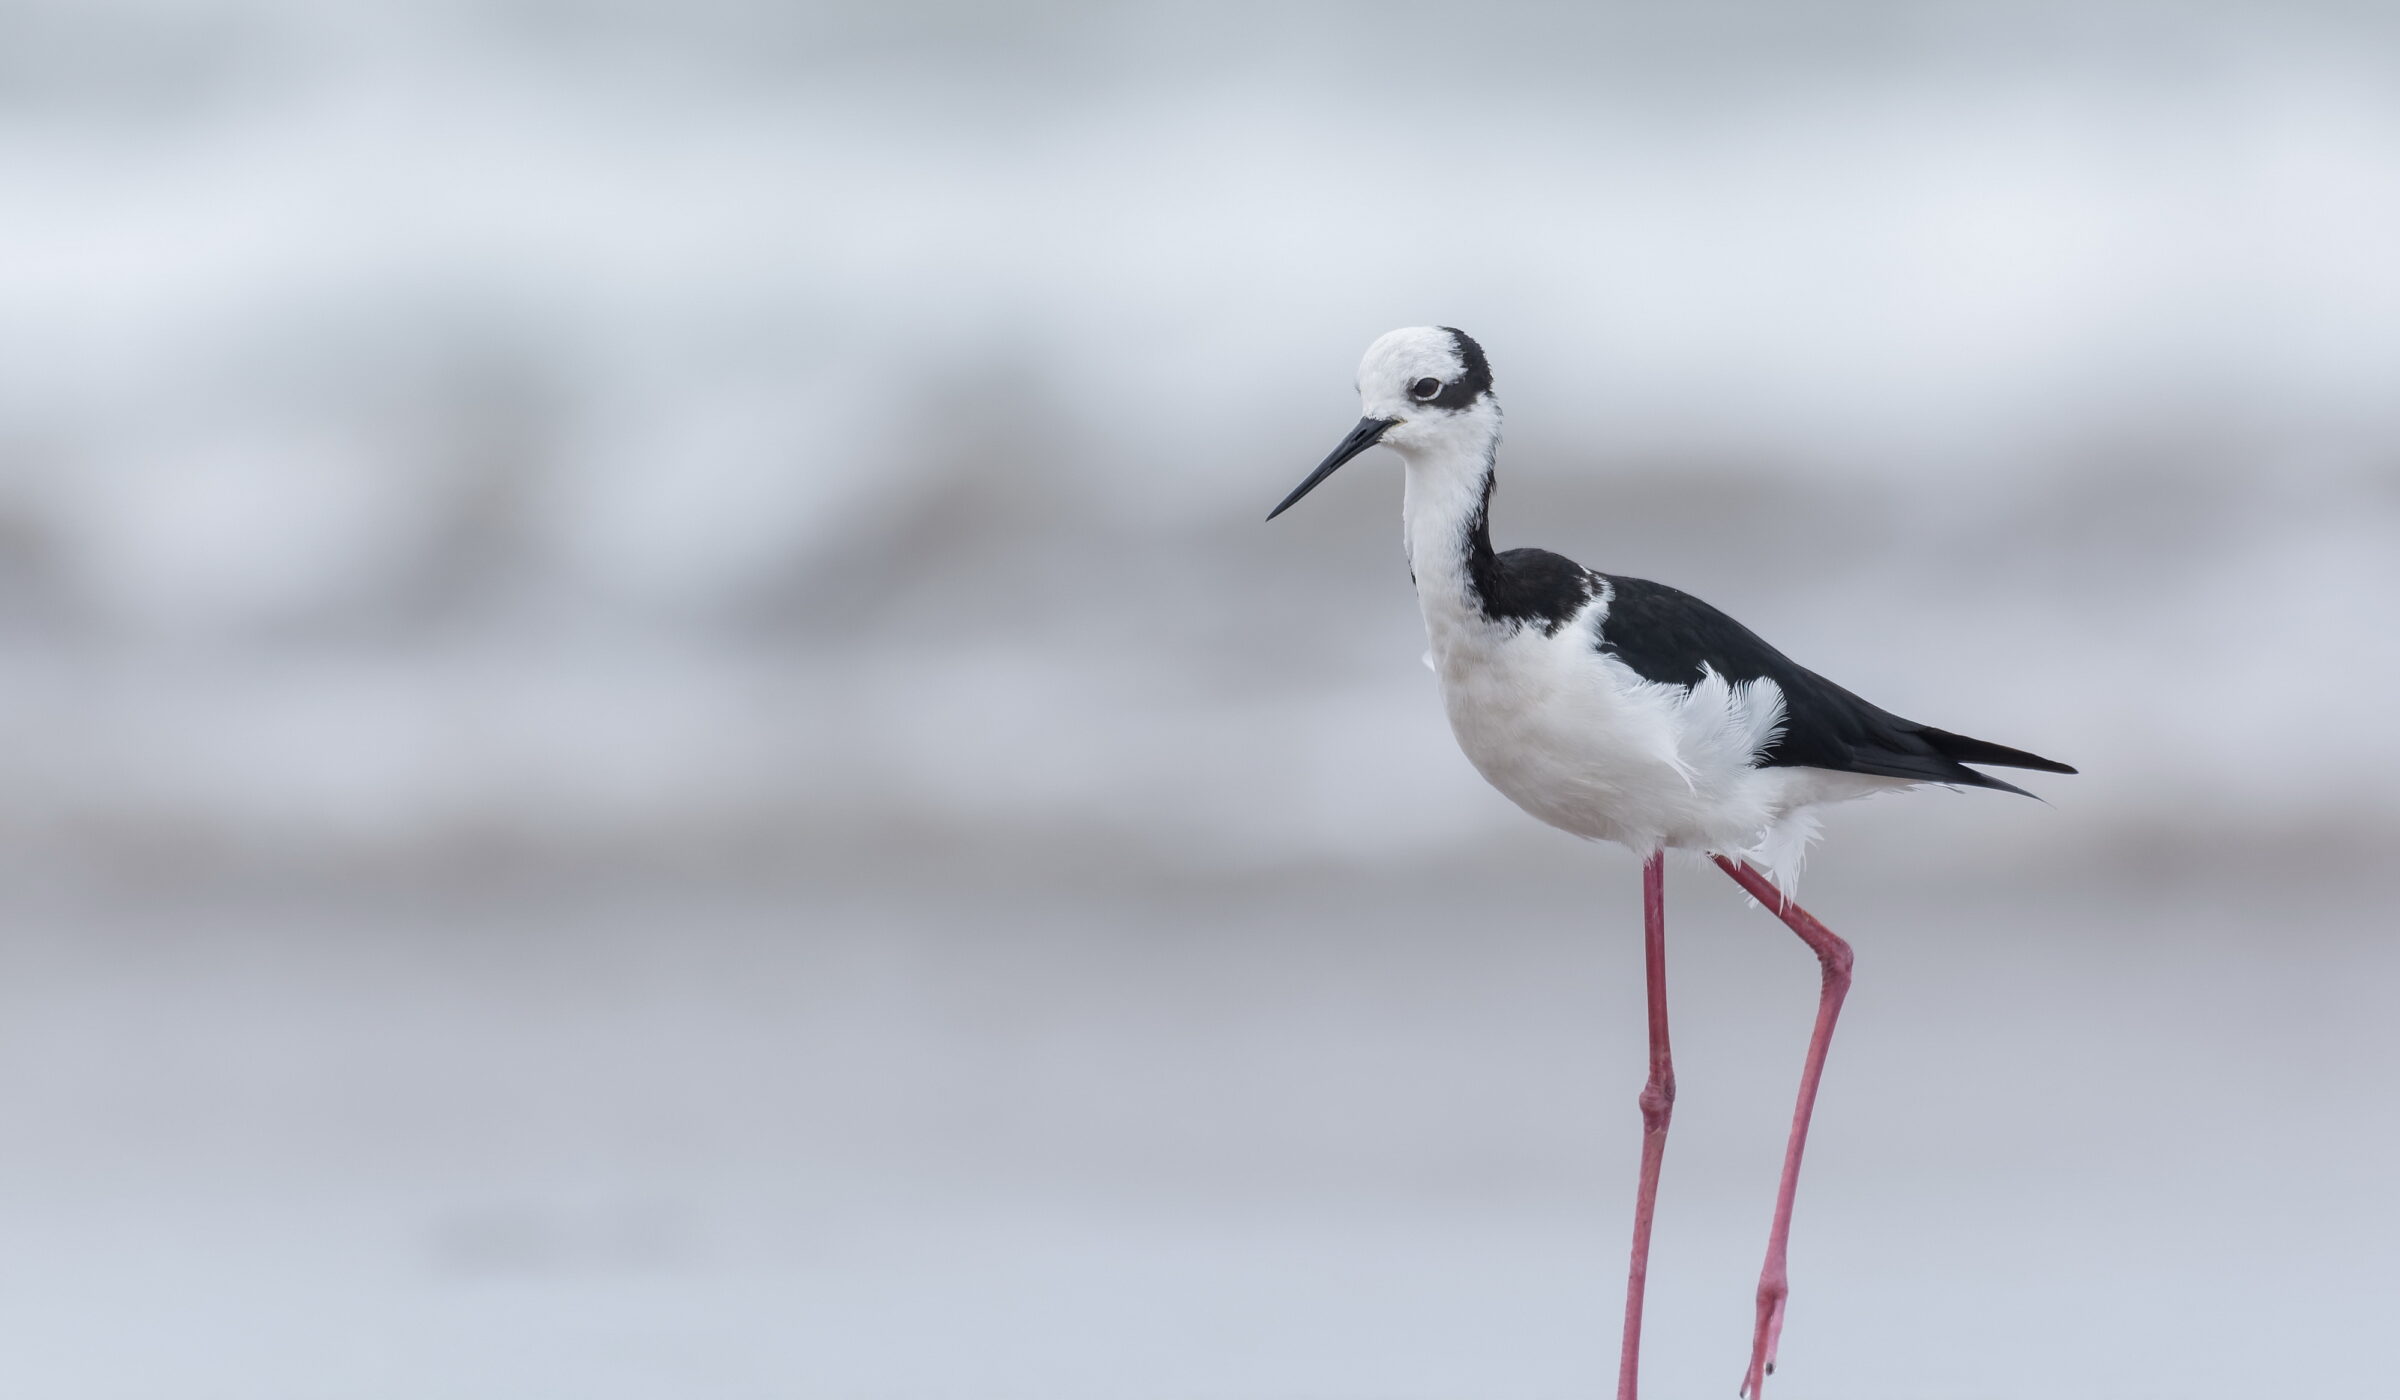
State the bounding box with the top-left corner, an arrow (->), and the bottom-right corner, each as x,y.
1397,427 -> 1499,650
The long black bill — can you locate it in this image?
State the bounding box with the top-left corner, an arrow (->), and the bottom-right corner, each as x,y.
1266,416 -> 1396,521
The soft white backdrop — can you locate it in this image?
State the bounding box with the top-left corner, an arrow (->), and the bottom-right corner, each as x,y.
3,3 -> 2396,1396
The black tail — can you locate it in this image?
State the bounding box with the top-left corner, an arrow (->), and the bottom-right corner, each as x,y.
1918,726 -> 2078,775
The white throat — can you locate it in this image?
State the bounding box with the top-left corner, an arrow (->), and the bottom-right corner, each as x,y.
1397,428 -> 1499,651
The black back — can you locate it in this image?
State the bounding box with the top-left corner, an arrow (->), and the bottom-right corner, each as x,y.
1476,553 -> 2076,793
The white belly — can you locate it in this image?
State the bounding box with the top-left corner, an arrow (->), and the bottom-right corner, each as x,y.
1428,613 -> 1897,858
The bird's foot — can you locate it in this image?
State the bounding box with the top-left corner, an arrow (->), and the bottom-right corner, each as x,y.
1738,1277 -> 1787,1398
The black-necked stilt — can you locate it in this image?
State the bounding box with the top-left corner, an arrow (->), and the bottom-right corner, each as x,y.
1268,327 -> 2075,1400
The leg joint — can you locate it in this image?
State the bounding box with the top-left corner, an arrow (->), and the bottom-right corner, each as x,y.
1638,1068 -> 1676,1129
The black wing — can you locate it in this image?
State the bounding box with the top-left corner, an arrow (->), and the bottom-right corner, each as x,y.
1589,569 -> 2077,795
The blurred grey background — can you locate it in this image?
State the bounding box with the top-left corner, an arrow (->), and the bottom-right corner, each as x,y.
4,1 -> 2398,1396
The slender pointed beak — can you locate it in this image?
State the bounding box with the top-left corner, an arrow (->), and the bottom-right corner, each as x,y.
1267,416 -> 1397,521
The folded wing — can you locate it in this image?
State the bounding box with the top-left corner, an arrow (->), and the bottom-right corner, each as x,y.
1584,568 -> 2078,795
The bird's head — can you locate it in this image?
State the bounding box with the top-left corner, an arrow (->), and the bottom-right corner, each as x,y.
1269,326 -> 1498,520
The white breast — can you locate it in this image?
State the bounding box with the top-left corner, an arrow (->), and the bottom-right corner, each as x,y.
1423,587 -> 1843,860
1391,444 -> 1906,885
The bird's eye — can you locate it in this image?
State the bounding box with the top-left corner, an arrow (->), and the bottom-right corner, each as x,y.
1410,377 -> 1442,399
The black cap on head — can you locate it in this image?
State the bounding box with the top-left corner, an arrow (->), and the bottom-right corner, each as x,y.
1431,327 -> 1493,410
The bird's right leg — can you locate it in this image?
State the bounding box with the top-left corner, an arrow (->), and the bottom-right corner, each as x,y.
1713,855 -> 1854,1400
1616,849 -> 1674,1400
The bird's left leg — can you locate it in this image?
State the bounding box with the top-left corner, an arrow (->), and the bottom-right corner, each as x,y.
1615,850 -> 1674,1400
1712,855 -> 1854,1400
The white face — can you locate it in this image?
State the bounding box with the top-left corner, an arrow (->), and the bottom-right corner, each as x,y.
1356,325 -> 1498,457
1267,326 -> 1499,520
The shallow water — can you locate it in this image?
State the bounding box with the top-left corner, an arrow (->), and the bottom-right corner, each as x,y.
4,859 -> 2389,1398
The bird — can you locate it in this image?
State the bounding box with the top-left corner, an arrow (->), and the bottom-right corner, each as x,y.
1266,326 -> 2074,1400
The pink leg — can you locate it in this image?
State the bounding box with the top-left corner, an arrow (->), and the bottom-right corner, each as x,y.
1616,850 -> 1673,1400
1712,855 -> 1854,1400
